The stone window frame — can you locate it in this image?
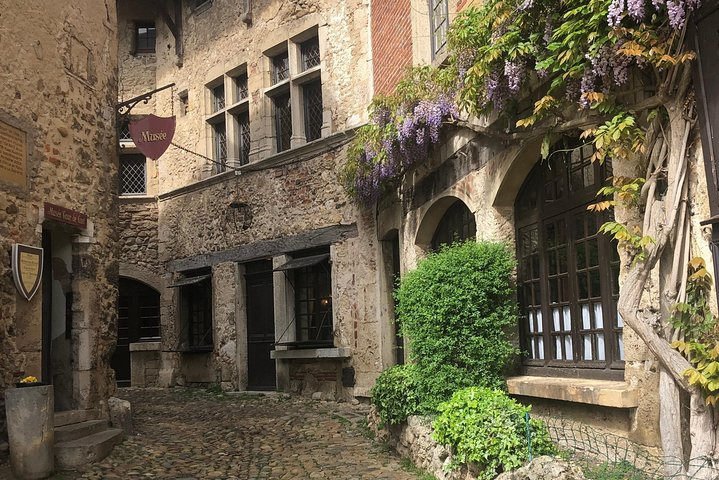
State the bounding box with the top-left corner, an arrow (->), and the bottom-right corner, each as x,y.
263,26 -> 329,155
204,63 -> 252,171
429,0 -> 449,60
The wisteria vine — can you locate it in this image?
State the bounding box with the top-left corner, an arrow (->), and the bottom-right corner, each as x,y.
342,0 -> 701,205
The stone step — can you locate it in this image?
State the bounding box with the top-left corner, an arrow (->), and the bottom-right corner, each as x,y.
55,428 -> 124,470
54,409 -> 101,427
54,419 -> 108,444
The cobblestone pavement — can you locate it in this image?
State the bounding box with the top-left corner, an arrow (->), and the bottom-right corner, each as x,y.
47,388 -> 420,480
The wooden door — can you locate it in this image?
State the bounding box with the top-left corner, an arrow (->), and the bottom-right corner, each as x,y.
245,261 -> 276,390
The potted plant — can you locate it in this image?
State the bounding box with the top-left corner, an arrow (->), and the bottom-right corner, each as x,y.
14,375 -> 44,388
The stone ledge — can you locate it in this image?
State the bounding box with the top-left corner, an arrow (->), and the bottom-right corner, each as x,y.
506,375 -> 639,408
129,341 -> 161,352
270,347 -> 350,360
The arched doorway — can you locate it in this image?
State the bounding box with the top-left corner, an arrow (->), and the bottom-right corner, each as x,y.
111,278 -> 161,386
515,138 -> 622,377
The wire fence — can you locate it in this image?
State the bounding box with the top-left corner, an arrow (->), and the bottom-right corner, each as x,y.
538,416 -> 719,479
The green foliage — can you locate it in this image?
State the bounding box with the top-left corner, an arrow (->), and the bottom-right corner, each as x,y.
395,242 -> 519,411
582,460 -> 650,480
671,257 -> 719,406
433,387 -> 556,479
370,364 -> 422,425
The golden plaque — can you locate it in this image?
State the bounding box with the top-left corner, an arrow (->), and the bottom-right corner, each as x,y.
11,244 -> 43,301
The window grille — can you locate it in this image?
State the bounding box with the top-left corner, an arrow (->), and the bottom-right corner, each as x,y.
300,37 -> 321,71
235,73 -> 248,101
429,0 -> 449,58
274,93 -> 292,152
119,155 -> 146,195
118,119 -> 132,141
212,84 -> 225,112
236,112 -> 250,166
272,52 -> 290,84
303,80 -> 323,142
213,122 -> 227,172
135,23 -> 156,53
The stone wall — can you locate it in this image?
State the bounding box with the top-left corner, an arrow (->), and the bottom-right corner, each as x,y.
129,342 -> 161,387
119,198 -> 160,275
0,0 -> 118,439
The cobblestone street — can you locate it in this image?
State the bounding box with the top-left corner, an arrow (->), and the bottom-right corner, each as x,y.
48,388 -> 419,480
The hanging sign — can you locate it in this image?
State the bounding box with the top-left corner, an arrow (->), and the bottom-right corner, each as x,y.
11,244 -> 43,301
129,114 -> 176,160
44,202 -> 87,229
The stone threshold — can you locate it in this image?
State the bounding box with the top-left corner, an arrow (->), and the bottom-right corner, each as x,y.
506,375 -> 639,408
270,347 -> 351,360
129,341 -> 161,352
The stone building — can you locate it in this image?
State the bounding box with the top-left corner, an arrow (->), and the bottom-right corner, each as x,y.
116,0 -> 383,398
0,0 -> 120,456
370,0 -> 719,452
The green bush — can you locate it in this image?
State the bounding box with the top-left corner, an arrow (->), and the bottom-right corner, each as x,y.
371,364 -> 421,425
433,387 -> 556,479
395,241 -> 519,411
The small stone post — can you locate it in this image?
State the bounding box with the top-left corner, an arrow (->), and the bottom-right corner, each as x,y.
5,385 -> 54,479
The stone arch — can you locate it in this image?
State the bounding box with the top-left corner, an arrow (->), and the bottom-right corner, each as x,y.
489,136 -> 544,208
118,263 -> 165,292
414,195 -> 476,252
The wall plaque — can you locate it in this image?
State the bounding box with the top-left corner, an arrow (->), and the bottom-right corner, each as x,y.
0,120 -> 27,187
44,202 -> 87,229
12,244 -> 43,301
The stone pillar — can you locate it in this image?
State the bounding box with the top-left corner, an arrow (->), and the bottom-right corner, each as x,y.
5,385 -> 54,479
212,262 -> 239,390
273,255 -> 293,392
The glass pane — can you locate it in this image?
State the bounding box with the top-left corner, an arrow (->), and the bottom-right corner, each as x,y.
578,273 -> 589,299
617,334 -> 624,360
577,243 -> 586,268
590,269 -> 601,297
537,337 -> 544,359
594,303 -> 603,328
562,306 -> 571,331
530,339 -> 536,358
564,335 -> 573,360
597,334 -> 605,361
617,311 -> 623,327
550,278 -> 558,303
558,247 -> 568,273
549,251 -> 557,275
581,303 -> 590,330
552,308 -> 561,331
528,313 -> 535,333
536,310 -> 543,332
583,335 -> 593,360
588,239 -> 599,266
584,164 -> 595,186
560,276 -> 569,302
555,337 -> 562,360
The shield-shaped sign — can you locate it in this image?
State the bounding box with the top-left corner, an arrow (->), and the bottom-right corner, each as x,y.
11,243 -> 43,301
129,114 -> 176,160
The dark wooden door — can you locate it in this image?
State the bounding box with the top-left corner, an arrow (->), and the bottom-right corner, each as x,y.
245,261 -> 276,390
111,278 -> 160,386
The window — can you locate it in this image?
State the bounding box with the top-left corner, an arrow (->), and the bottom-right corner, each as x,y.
303,80 -> 323,142
431,200 -> 476,250
265,29 -> 325,153
515,139 -> 622,375
273,93 -> 292,152
206,66 -> 251,171
174,273 -> 213,351
135,22 -> 156,54
429,0 -> 449,59
272,51 -> 290,84
178,90 -> 189,116
292,255 -> 333,345
118,118 -> 132,142
119,154 -> 146,195
213,121 -> 227,173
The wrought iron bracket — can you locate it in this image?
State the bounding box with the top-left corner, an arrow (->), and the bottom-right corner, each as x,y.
116,83 -> 175,120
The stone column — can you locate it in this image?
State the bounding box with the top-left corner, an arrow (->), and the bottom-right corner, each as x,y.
5,385 -> 54,479
273,255 -> 293,392
212,262 -> 239,390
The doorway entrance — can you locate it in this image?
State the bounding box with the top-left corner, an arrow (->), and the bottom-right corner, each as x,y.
41,227 -> 75,411
245,260 -> 276,390
111,278 -> 161,386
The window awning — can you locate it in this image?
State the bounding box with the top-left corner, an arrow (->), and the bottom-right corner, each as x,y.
168,274 -> 211,288
273,253 -> 329,272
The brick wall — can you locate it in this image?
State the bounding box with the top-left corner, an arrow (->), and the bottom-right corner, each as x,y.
371,0 -> 413,95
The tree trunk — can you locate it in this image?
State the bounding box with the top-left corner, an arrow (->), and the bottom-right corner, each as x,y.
660,369 -> 686,477
687,394 -> 717,479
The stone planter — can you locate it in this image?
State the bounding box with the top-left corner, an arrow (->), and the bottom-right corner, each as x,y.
5,384 -> 54,479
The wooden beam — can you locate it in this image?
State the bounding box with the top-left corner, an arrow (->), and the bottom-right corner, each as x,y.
167,224 -> 359,272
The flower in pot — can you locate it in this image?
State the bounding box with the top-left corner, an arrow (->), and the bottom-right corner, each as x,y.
16,375 -> 43,388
